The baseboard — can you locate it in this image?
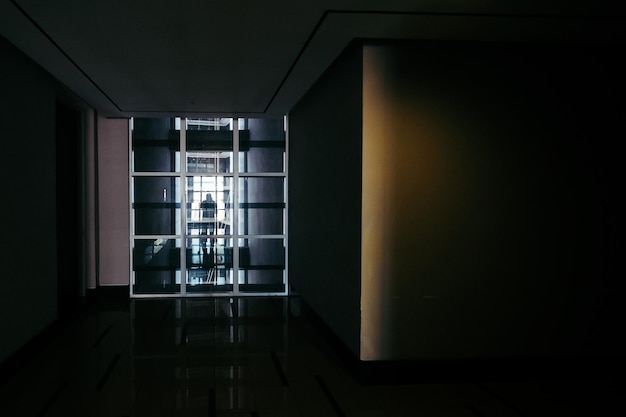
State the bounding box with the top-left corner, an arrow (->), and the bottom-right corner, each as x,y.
87,285 -> 130,310
357,354 -> 621,384
88,285 -> 130,299
294,296 -> 621,384
291,297 -> 362,378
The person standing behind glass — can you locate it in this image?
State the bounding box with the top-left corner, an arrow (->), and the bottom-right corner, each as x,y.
200,193 -> 216,248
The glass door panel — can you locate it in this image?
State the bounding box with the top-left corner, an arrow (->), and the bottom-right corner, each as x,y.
184,118 -> 235,294
238,177 -> 285,235
185,176 -> 233,294
131,118 -> 180,172
186,237 -> 233,293
186,176 -> 233,236
186,118 -> 233,173
132,238 -> 181,294
132,177 -> 181,236
238,118 -> 286,173
238,238 -> 286,293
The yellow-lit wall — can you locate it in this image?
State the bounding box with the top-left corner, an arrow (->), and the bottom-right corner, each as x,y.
361,42 -> 621,360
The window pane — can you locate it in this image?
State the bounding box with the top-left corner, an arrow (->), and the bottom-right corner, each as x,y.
133,238 -> 181,294
238,177 -> 285,235
238,238 -> 285,293
186,176 -> 232,236
186,118 -> 233,173
133,177 -> 181,235
186,151 -> 232,174
186,237 -> 234,293
132,118 -> 180,172
239,118 -> 285,173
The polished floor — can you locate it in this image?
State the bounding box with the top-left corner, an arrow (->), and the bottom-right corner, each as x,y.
0,297 -> 618,416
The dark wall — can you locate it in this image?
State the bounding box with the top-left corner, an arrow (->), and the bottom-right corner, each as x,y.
56,101 -> 82,318
360,40 -> 622,359
0,36 -> 58,363
289,44 -> 363,356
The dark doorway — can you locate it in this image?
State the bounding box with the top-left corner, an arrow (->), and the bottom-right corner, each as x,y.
55,102 -> 83,319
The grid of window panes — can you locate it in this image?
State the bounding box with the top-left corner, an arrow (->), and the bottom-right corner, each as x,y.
130,117 -> 287,296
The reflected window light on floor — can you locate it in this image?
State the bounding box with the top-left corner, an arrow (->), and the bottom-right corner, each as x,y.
0,297 -> 618,417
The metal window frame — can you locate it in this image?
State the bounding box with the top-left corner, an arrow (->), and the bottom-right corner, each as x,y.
129,117 -> 288,298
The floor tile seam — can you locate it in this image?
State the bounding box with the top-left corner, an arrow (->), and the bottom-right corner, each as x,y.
314,374 -> 348,417
91,323 -> 115,348
95,353 -> 123,392
50,376 -> 102,405
269,350 -> 289,388
474,383 -> 530,417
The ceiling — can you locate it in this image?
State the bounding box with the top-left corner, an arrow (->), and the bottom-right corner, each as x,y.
1,0 -> 625,118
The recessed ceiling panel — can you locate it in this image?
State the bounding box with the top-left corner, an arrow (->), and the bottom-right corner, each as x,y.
1,0 -> 624,117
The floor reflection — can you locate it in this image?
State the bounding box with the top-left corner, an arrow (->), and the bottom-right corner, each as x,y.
0,297 -> 618,417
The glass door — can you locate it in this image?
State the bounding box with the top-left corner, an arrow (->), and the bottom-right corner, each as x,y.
130,117 -> 287,297
185,118 -> 234,293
